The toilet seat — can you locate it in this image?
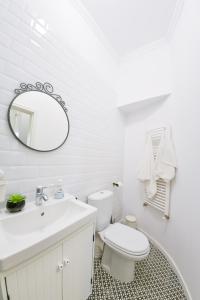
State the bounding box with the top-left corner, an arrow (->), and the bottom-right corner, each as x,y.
103,223 -> 150,257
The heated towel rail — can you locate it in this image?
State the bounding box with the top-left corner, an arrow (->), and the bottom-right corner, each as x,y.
143,127 -> 170,219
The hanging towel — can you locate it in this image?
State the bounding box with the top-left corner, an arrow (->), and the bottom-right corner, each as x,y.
138,135 -> 157,199
155,133 -> 177,181
138,129 -> 177,199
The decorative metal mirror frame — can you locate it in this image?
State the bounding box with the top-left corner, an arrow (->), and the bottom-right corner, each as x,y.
7,82 -> 70,152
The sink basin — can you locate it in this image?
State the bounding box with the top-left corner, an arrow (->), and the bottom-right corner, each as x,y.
0,194 -> 97,271
1,197 -> 87,236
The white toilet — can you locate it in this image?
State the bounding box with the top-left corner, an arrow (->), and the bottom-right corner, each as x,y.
88,190 -> 150,282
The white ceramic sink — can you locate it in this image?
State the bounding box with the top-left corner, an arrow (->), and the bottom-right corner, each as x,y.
1,197 -> 88,236
0,194 -> 97,271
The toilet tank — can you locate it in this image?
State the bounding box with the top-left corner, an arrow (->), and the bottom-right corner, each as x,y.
88,190 -> 113,232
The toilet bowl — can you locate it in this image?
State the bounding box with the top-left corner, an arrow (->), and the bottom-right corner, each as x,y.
99,222 -> 150,282
88,190 -> 150,282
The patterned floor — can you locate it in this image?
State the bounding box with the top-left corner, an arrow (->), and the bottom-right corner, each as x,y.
88,243 -> 187,300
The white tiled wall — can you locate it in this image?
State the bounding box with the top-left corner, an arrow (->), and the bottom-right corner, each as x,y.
0,0 -> 124,202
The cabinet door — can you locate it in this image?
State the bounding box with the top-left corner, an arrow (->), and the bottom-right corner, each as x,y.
63,224 -> 94,300
5,245 -> 62,300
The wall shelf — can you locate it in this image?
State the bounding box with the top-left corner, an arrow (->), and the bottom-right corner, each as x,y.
117,93 -> 171,114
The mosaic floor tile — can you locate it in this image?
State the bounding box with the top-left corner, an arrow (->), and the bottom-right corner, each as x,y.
88,243 -> 187,300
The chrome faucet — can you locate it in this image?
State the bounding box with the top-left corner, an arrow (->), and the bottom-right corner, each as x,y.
35,186 -> 48,206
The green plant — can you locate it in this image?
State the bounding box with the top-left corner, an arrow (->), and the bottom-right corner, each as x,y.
8,194 -> 26,203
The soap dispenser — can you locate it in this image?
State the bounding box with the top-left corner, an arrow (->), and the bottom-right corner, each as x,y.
54,179 -> 64,199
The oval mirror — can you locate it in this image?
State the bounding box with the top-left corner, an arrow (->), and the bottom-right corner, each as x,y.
8,82 -> 70,152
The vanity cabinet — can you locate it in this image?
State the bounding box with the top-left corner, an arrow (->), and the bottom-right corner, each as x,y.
1,224 -> 94,300
4,245 -> 62,300
63,225 -> 94,300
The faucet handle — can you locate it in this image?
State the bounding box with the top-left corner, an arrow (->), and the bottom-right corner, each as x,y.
36,186 -> 47,194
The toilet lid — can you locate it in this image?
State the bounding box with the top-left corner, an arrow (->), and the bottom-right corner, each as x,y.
104,223 -> 149,256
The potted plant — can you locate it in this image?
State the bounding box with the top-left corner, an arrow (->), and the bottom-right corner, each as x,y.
6,193 -> 26,213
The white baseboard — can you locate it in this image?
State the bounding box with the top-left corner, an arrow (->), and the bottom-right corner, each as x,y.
138,228 -> 192,300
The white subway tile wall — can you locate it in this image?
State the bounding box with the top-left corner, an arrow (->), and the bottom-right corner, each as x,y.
0,0 -> 124,202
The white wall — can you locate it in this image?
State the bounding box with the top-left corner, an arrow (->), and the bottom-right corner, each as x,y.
122,1 -> 200,299
0,0 -> 124,203
29,0 -> 118,89
117,39 -> 172,106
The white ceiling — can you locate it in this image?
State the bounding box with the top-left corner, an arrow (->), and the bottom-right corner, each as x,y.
80,0 -> 178,57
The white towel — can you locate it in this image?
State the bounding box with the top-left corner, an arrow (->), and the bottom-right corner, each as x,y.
138,135 -> 157,199
138,130 -> 177,199
155,134 -> 177,181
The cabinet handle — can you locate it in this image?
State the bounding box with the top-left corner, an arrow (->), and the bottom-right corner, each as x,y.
57,263 -> 64,271
63,258 -> 71,266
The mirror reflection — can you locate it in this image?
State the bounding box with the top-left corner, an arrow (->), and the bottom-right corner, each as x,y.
8,86 -> 69,152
